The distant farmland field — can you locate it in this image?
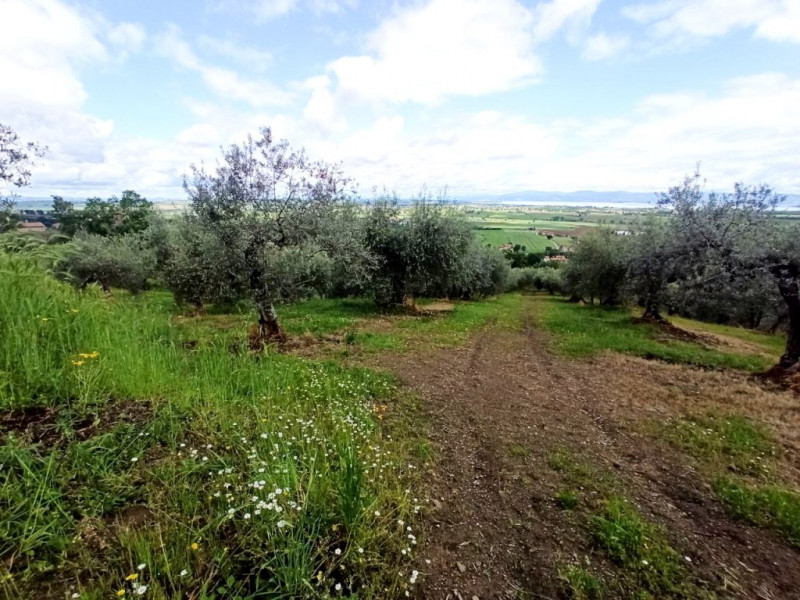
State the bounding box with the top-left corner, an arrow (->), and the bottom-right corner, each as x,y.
476,229 -> 572,251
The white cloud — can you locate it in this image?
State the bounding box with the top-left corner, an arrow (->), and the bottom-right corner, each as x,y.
317,0 -> 607,107
108,22 -> 146,53
0,0 -> 105,112
532,0 -> 600,42
308,0 -> 357,15
622,0 -> 800,46
299,72 -> 800,195
6,0 -> 800,202
196,35 -> 273,70
582,32 -> 630,60
0,0 -> 123,199
212,0 -> 354,20
302,75 -> 346,134
154,26 -> 293,107
213,0 -> 298,20
325,0 -> 541,105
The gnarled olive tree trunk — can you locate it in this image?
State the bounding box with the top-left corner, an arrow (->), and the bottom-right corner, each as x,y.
773,264 -> 800,372
246,242 -> 286,344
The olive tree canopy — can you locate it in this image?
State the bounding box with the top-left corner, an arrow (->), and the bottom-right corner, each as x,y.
184,127 -> 362,341
657,171 -> 800,373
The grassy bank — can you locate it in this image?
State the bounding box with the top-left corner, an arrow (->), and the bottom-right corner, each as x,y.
533,295 -> 782,371
0,253 -> 427,599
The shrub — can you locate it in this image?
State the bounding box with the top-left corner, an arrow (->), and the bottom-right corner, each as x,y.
562,229 -> 628,305
59,233 -> 156,294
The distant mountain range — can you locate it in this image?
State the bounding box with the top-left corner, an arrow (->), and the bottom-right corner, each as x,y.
13,190 -> 800,210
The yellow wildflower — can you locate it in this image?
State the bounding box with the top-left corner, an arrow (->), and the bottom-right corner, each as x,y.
89,351 -> 99,358
78,353 -> 91,359
71,360 -> 85,366
125,573 -> 138,581
190,542 -> 199,551
331,524 -> 339,532
116,590 -> 125,597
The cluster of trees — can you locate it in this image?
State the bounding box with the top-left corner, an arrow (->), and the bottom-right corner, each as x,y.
39,128 -> 514,341
562,171 -> 800,372
52,191 -> 154,236
502,244 -> 546,268
5,122 -> 798,371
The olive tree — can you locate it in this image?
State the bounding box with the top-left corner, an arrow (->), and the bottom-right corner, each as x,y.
365,193 -> 477,305
657,171 -> 800,373
60,233 -> 156,294
625,218 -> 679,320
1,124 -> 46,232
185,127 -> 360,341
162,214 -> 245,310
450,239 -> 511,299
562,228 -> 628,305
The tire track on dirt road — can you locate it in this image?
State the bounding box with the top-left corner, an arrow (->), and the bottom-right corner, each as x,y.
367,298 -> 800,599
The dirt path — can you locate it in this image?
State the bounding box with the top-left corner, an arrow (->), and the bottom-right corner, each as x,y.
370,298 -> 800,600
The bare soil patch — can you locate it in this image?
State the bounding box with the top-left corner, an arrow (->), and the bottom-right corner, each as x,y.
1,399 -> 154,446
367,300 -> 800,599
415,302 -> 456,314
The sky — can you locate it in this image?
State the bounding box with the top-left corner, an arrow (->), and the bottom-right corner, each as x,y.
1,0 -> 799,200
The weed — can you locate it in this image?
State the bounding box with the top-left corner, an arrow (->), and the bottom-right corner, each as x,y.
589,498 -> 692,598
556,490 -> 580,510
507,443 -> 530,458
547,447 -> 616,496
714,478 -> 800,548
0,253 -> 425,599
559,565 -> 605,599
660,414 -> 776,477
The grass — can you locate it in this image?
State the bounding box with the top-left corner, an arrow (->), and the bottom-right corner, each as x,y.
668,315 -> 786,357
279,298 -> 393,337
589,498 -> 699,598
172,297 -> 395,349
384,293 -> 526,349
559,565 -> 605,599
555,490 -> 580,510
659,414 -> 777,477
546,447 -> 708,598
659,412 -> 800,549
475,229 -> 558,251
534,294 -> 800,553
0,253 -> 427,599
547,446 -> 616,497
507,443 -> 531,458
534,296 -> 776,371
0,250 -> 526,598
173,293 -> 525,357
713,478 -> 800,547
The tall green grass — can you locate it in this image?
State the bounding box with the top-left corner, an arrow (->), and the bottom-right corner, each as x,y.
0,253 -> 424,599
